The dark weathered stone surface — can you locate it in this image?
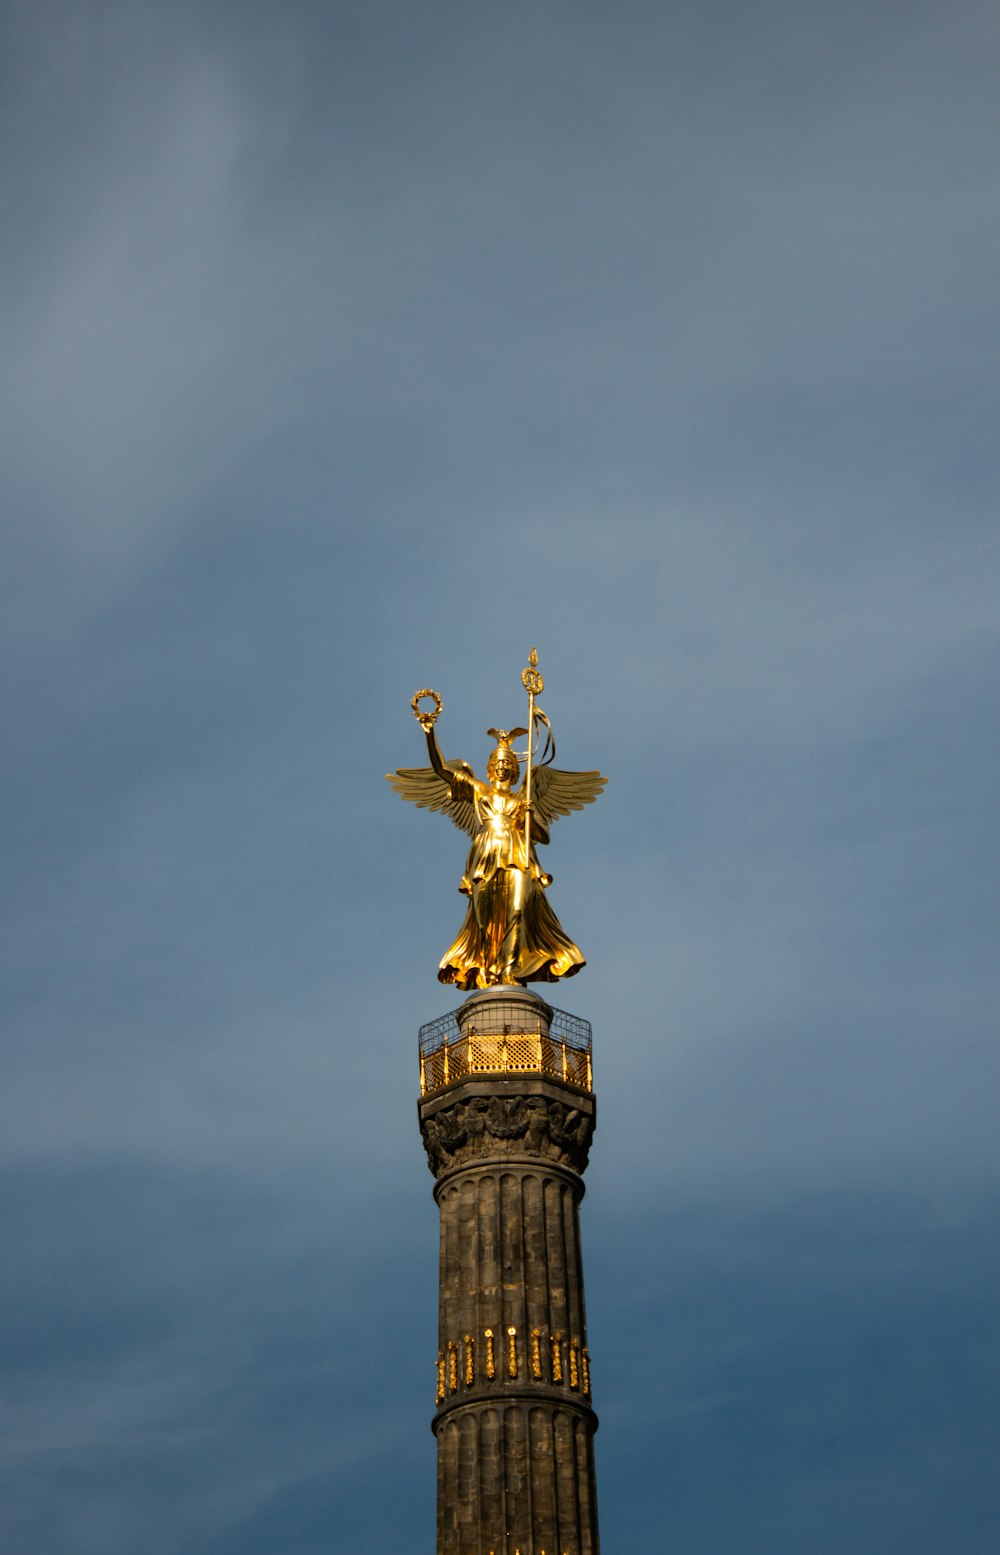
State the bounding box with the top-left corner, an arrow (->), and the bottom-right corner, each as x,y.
418,991 -> 600,1555
435,1400 -> 599,1555
419,1078 -> 595,1178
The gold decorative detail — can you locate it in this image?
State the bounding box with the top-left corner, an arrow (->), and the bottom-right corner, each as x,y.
464,1334 -> 475,1386
410,688 -> 442,726
530,1328 -> 543,1380
521,646 -> 544,699
388,654 -> 606,989
569,1341 -> 579,1390
484,1328 -> 496,1380
507,1325 -> 518,1379
448,1340 -> 458,1394
420,1029 -> 592,1096
436,1351 -> 445,1405
582,1346 -> 591,1398
550,1333 -> 563,1384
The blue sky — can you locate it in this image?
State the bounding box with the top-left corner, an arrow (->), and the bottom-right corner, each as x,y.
2,1 -> 998,1550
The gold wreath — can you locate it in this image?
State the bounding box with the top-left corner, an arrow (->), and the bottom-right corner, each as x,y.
411,688 -> 443,724
521,666 -> 544,696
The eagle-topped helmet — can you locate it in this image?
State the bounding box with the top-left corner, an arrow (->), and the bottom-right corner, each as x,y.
485,726 -> 527,785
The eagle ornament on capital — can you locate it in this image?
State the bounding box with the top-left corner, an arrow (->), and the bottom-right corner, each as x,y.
387,649 -> 607,990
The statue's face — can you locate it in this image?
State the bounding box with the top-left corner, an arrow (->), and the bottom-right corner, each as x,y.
488,751 -> 518,787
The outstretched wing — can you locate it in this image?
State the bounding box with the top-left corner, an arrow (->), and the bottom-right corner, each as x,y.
529,765 -> 607,827
386,763 -> 478,837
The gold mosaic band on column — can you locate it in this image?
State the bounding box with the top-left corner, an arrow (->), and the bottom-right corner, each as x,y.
436,1329 -> 591,1399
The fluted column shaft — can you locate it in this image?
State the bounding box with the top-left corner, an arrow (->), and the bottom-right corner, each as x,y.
419,990 -> 599,1555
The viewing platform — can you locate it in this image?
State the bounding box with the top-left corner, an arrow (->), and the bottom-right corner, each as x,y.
418,989 -> 592,1097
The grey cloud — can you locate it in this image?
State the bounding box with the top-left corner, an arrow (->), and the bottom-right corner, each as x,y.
1,0 -> 997,1549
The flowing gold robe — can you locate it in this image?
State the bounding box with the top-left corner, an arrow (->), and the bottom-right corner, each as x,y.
438,773 -> 584,990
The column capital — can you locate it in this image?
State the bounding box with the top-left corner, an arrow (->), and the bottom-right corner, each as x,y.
418,1077 -> 595,1179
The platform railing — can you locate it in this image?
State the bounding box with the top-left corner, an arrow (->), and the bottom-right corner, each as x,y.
419,1004 -> 592,1096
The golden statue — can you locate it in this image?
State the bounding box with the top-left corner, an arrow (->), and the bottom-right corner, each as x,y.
387,650 -> 607,989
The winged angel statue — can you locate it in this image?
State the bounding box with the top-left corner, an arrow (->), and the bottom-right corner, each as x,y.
387,653 -> 606,989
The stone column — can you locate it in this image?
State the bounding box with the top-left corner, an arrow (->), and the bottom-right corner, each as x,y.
418,987 -> 600,1555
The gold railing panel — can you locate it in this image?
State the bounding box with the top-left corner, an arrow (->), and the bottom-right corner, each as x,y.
420,1031 -> 592,1096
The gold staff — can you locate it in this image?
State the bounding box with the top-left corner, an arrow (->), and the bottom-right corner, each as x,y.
520,647 -> 544,861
